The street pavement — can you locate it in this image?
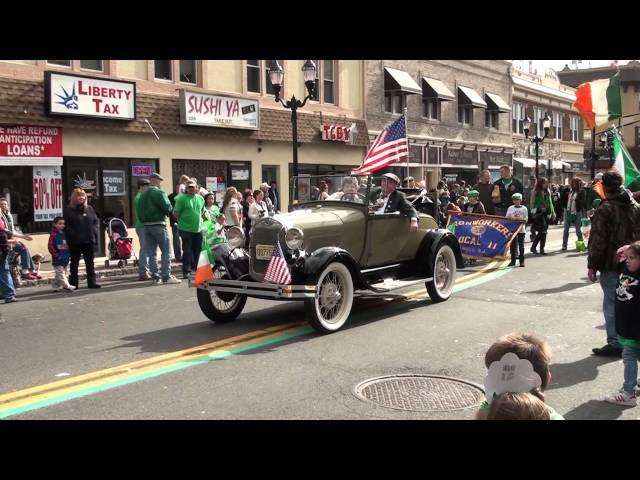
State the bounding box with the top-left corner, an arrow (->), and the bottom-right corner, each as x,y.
1,225 -> 637,420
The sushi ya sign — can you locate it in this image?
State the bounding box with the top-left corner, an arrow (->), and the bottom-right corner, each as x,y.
45,71 -> 136,120
179,90 -> 259,130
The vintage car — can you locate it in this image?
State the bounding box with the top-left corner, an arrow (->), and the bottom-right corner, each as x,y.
193,174 -> 463,334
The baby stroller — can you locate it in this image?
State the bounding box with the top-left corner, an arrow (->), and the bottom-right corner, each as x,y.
104,217 -> 137,268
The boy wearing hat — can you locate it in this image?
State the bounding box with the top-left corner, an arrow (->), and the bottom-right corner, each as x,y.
506,192 -> 528,267
464,190 -> 486,214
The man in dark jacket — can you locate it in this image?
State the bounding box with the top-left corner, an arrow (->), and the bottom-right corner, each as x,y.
588,169 -> 640,357
492,165 -> 524,216
373,173 -> 418,233
473,170 -> 495,215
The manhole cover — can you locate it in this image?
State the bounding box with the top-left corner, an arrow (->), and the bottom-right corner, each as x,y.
353,375 -> 485,412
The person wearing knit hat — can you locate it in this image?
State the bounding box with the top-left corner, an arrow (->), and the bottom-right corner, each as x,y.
506,192 -> 528,267
463,189 -> 486,215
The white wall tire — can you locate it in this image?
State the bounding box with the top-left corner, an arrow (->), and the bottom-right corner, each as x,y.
304,262 -> 354,334
197,266 -> 247,323
426,244 -> 456,302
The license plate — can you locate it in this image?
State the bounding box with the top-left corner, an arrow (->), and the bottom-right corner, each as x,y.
255,244 -> 274,260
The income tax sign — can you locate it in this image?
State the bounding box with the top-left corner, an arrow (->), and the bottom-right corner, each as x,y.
33,166 -> 63,222
447,213 -> 525,260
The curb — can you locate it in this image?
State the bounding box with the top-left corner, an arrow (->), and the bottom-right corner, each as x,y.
19,266 -> 182,288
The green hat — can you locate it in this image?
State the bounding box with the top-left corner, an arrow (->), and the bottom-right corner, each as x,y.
467,190 -> 480,197
512,192 -> 523,200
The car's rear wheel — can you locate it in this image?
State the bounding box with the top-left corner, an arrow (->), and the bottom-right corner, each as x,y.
426,244 -> 456,302
197,265 -> 247,323
304,262 -> 354,334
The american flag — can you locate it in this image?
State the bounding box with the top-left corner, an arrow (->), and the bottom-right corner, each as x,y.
352,114 -> 408,175
264,242 -> 292,285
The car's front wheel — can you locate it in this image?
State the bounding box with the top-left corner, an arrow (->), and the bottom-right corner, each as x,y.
426,244 -> 456,302
197,265 -> 247,323
304,262 -> 354,334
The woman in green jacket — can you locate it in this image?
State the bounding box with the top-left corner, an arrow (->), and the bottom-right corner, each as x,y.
529,178 -> 556,255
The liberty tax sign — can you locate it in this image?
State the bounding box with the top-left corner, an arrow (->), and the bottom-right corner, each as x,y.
45,71 -> 136,120
179,90 -> 259,130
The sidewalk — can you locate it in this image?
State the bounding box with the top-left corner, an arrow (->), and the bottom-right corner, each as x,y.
20,257 -> 182,288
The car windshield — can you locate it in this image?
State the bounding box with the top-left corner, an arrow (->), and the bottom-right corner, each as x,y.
291,174 -> 372,205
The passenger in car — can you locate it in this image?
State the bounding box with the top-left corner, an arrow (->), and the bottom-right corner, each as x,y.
328,177 -> 364,203
373,173 -> 419,233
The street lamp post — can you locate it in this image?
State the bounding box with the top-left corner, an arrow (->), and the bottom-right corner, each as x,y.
599,130 -> 615,168
523,114 -> 551,180
267,60 -> 317,186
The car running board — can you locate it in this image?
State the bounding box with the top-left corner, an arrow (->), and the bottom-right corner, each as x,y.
365,275 -> 433,293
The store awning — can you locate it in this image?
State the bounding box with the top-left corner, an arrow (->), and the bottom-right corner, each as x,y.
422,77 -> 455,101
550,160 -> 571,169
485,93 -> 511,113
384,67 -> 422,95
514,157 -> 537,168
457,86 -> 487,108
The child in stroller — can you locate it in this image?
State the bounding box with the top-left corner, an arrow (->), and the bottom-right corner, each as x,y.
104,217 -> 137,268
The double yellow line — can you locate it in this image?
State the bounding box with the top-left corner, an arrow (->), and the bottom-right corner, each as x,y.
0,259 -> 508,417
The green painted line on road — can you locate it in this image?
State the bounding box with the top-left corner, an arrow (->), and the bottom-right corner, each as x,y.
0,327 -> 314,419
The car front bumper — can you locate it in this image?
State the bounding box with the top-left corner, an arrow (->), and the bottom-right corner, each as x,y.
191,278 -> 317,300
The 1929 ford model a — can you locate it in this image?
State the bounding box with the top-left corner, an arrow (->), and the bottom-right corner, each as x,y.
193,174 -> 463,334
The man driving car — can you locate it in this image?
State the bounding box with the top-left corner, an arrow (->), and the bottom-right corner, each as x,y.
373,173 -> 418,233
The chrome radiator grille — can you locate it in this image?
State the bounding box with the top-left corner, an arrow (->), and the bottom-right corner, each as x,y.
249,218 -> 285,281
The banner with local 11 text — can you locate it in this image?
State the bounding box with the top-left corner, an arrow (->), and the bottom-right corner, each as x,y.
446,213 -> 525,260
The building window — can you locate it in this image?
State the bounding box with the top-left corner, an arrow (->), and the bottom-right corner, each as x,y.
553,111 -> 562,139
423,99 -> 441,120
247,60 -> 261,93
323,60 -> 335,104
179,60 -> 196,84
385,93 -> 405,114
570,116 -> 580,142
47,60 -> 71,67
485,110 -> 498,128
265,60 -> 277,96
80,60 -> 103,71
535,107 -> 545,136
512,102 -> 524,134
154,60 -> 172,80
458,105 -> 473,125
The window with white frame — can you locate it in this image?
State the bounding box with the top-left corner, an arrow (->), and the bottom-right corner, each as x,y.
512,102 -> 524,134
47,60 -> 71,67
423,98 -> 441,120
80,60 -> 103,71
485,110 -> 498,128
154,60 -> 172,80
247,60 -> 261,93
385,93 -> 405,114
179,60 -> 197,84
311,60 -> 336,104
535,107 -> 545,136
553,111 -> 562,138
570,116 -> 580,142
458,104 -> 473,125
265,60 -> 277,96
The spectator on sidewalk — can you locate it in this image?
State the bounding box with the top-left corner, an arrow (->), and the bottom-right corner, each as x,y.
529,178 -> 555,255
604,241 -> 640,406
473,170 -> 495,216
240,190 -> 254,247
174,180 -> 204,280
0,198 -> 40,280
134,179 -> 152,281
463,190 -> 486,214
492,165 -> 524,216
168,183 -> 182,262
0,215 -> 16,303
269,181 -> 280,212
477,332 -> 564,420
222,187 -> 242,227
260,183 -> 275,215
64,188 -> 101,290
561,177 -> 586,251
138,173 -> 181,285
47,216 -> 75,292
506,193 -> 528,267
588,169 -> 640,357
203,192 -> 221,223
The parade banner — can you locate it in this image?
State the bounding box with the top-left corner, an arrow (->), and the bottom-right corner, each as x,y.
446,213 -> 525,260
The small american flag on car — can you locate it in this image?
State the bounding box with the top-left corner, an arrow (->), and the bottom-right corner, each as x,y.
264,242 -> 292,285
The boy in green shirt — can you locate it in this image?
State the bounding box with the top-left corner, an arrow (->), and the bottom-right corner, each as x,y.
174,180 -> 205,279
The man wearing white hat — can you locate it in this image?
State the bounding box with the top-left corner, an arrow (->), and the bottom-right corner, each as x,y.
260,182 -> 274,215
375,173 -> 418,233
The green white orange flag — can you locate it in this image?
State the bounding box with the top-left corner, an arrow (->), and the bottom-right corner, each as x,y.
573,74 -> 622,129
612,133 -> 640,190
193,249 -> 214,287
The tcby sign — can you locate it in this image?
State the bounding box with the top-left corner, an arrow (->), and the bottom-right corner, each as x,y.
321,124 -> 356,143
0,125 -> 63,166
45,71 -> 136,120
179,90 -> 259,130
33,166 -> 63,222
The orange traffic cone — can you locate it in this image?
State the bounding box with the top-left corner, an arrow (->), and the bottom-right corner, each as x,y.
193,250 -> 214,287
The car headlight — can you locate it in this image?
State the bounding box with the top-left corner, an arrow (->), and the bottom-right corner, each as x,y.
285,227 -> 304,250
226,226 -> 245,249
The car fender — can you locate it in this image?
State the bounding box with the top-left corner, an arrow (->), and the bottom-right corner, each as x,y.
211,243 -> 250,280
417,229 -> 464,273
303,247 -> 366,289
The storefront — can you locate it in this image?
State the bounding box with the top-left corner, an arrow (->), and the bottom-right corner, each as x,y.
172,159 -> 251,205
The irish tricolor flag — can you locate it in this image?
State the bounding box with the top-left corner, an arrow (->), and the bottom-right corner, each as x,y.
573,74 -> 622,129
612,134 -> 640,190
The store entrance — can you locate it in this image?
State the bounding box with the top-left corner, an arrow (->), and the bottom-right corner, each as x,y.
63,157 -> 158,256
